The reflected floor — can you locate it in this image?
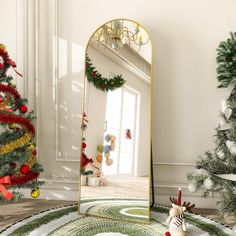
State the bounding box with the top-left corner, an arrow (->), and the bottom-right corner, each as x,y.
79,198 -> 149,223
81,176 -> 149,199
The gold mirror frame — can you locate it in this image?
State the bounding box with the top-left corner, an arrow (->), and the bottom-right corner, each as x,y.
78,18 -> 153,224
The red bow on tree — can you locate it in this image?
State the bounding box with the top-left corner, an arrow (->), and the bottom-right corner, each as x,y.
81,153 -> 93,168
0,176 -> 14,200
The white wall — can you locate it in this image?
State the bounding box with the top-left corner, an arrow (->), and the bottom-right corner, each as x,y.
2,0 -> 236,207
55,0 -> 235,207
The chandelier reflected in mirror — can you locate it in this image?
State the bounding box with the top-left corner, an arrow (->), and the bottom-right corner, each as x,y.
92,20 -> 149,52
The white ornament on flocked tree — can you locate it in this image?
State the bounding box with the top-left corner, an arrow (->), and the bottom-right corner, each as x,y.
187,183 -> 198,193
216,149 -> 225,160
203,178 -> 214,190
226,140 -> 236,155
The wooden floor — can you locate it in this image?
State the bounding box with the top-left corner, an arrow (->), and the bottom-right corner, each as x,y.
81,176 -> 149,198
0,199 -> 235,231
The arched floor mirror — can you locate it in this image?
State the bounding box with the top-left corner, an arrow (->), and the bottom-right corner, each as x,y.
79,19 -> 152,223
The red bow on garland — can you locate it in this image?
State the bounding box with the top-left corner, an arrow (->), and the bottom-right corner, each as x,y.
0,47 -> 23,77
0,176 -> 14,200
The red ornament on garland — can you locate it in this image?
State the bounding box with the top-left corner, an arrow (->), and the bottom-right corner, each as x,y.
0,63 -> 3,70
20,105 -> 28,113
92,71 -> 96,78
0,96 -> 3,103
82,142 -> 87,149
20,164 -> 30,174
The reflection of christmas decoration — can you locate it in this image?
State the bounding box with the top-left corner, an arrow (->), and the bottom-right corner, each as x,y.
96,170 -> 103,178
125,129 -> 132,139
103,134 -> 116,166
103,145 -> 110,153
81,112 -> 99,175
96,154 -> 103,163
31,187 -> 40,198
86,55 -> 125,92
187,33 -> 236,215
99,177 -> 107,186
97,145 -> 103,153
106,158 -> 113,166
0,44 -> 43,202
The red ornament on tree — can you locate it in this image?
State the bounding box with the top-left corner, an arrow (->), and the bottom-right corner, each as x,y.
0,63 -> 3,70
82,142 -> 87,149
0,96 -> 3,103
32,149 -> 37,156
20,105 -> 28,113
20,164 -> 30,174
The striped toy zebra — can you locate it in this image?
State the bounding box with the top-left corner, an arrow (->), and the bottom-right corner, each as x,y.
165,203 -> 187,236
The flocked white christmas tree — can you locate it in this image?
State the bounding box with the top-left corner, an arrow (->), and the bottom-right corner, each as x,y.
187,32 -> 236,215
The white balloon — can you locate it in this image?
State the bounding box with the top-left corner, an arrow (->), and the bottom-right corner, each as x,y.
188,183 -> 197,193
204,178 -> 214,190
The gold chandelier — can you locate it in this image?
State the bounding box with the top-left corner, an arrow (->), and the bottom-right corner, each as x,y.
92,20 -> 149,52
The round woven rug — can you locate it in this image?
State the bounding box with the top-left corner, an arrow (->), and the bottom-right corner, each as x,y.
0,198 -> 233,236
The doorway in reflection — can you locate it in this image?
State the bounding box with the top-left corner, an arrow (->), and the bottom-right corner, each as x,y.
103,85 -> 139,176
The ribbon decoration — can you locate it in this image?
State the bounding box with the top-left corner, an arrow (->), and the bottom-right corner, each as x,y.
0,176 -> 14,200
196,168 -> 236,182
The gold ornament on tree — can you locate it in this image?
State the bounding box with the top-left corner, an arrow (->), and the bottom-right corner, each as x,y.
31,188 -> 40,198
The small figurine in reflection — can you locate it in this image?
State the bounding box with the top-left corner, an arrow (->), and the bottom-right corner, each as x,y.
99,177 -> 107,186
125,129 -> 132,139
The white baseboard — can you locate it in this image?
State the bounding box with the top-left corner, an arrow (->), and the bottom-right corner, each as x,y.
155,194 -> 218,209
18,178 -> 219,209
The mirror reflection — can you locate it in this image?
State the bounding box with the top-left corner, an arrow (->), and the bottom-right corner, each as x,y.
79,19 -> 152,223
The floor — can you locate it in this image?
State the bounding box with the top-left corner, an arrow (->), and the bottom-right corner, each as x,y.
0,199 -> 235,232
80,176 -> 149,198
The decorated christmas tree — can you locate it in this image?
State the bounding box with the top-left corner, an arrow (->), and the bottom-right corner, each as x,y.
187,32 -> 236,215
0,44 -> 43,202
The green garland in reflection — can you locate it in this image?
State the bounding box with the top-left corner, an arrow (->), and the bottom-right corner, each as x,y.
86,55 -> 126,92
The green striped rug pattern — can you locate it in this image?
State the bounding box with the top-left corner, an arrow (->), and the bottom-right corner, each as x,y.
0,198 -> 233,236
